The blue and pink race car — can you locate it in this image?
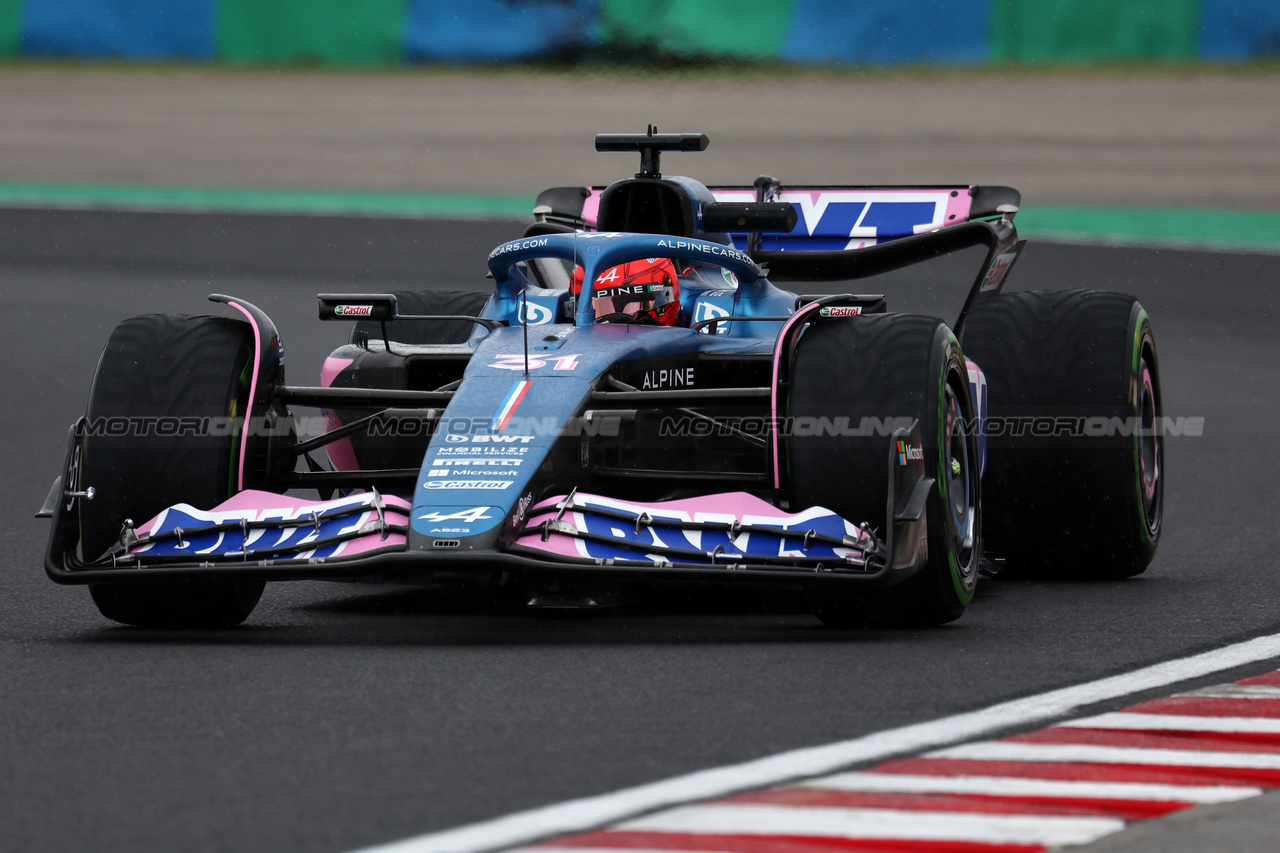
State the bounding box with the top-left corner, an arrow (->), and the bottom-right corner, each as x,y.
39,131 -> 1164,628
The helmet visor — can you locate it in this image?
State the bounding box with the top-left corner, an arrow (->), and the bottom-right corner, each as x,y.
591,283 -> 674,320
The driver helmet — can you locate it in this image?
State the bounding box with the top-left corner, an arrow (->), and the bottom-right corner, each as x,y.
570,258 -> 680,326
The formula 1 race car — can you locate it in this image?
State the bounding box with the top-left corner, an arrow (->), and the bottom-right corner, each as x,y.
39,130 -> 1164,629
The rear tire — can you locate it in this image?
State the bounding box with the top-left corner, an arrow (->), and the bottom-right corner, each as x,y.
81,314 -> 266,628
788,314 -> 981,628
960,290 -> 1162,578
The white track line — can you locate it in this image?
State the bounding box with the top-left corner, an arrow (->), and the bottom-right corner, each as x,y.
350,632 -> 1280,853
617,803 -> 1124,846
1175,684 -> 1280,700
516,849 -> 704,853
1062,712 -> 1280,733
933,741 -> 1280,769
798,771 -> 1261,803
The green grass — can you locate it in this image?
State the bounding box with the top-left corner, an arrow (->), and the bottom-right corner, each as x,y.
1016,206 -> 1280,253
2,181 -> 1277,253
0,183 -> 535,220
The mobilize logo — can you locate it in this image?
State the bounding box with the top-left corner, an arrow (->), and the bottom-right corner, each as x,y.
333,305 -> 373,317
436,446 -> 529,457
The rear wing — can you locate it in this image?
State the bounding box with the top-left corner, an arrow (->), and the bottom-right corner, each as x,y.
533,184 -> 1021,249
708,185 -> 1020,250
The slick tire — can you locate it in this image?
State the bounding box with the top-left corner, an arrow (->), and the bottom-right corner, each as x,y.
959,290 -> 1162,579
789,314 -> 982,628
81,314 -> 265,628
349,290 -> 490,345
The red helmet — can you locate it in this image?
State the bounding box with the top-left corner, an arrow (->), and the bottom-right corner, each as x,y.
570,258 -> 680,326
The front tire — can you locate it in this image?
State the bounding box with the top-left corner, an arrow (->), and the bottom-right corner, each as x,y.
80,314 -> 267,628
788,314 -> 981,628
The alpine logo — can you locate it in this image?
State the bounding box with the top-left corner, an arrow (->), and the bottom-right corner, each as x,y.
819,306 -> 863,318
334,305 -> 373,317
417,507 -> 494,524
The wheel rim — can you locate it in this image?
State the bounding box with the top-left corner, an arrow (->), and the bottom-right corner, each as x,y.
1137,349 -> 1162,535
943,381 -> 976,566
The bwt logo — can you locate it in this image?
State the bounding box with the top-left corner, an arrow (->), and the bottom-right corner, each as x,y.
788,200 -> 941,247
718,191 -> 949,251
443,434 -> 536,444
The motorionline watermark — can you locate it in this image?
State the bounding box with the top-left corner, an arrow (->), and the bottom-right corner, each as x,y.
72,413 -> 1203,443
75,416 -> 277,438
656,414 -> 1204,442
73,414 -> 625,440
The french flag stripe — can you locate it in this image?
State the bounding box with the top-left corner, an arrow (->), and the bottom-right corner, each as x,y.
493,380 -> 531,430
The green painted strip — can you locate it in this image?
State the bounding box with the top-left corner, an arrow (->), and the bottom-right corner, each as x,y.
217,0 -> 405,66
1018,206 -> 1280,252
989,0 -> 1200,63
0,0 -> 21,56
598,0 -> 794,60
2,183 -> 1278,252
0,183 -> 535,219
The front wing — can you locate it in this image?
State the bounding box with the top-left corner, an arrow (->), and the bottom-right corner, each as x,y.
44,485 -> 925,590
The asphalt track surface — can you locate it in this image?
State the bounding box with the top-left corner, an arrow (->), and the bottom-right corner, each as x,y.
2,209 -> 1279,853
3,69 -> 1279,209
